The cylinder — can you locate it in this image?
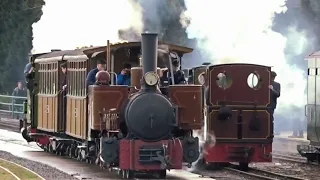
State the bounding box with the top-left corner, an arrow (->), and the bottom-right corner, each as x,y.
141,33 -> 158,74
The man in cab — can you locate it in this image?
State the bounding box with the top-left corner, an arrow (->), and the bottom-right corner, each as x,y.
117,63 -> 132,86
269,71 -> 281,135
86,59 -> 106,86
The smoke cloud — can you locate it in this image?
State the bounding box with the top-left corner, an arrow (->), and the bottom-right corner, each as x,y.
180,0 -> 307,129
32,0 -> 143,52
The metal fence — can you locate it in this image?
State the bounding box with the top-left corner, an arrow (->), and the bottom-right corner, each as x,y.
0,94 -> 27,119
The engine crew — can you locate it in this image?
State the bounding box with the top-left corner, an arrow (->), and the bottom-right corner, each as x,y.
117,63 -> 131,86
86,59 -> 106,86
24,62 -> 34,91
160,59 -> 185,85
268,71 -> 281,134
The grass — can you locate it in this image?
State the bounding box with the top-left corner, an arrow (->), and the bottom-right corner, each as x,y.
0,159 -> 43,180
0,167 -> 17,180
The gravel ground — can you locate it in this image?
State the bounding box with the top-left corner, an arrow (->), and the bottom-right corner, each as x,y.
251,160 -> 318,180
0,150 -> 77,180
196,169 -> 259,180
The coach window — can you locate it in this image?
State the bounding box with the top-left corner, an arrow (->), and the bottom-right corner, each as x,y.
76,62 -> 79,96
41,64 -> 44,94
42,64 -> 44,94
45,64 -> 47,94
54,63 -> 57,94
68,62 -> 71,95
39,64 -> 42,94
50,63 -> 53,94
71,62 -> 74,96
44,64 -> 47,94
49,64 -> 52,94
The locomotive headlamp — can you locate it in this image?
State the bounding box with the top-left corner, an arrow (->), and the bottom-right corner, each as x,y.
144,72 -> 159,86
198,73 -> 205,85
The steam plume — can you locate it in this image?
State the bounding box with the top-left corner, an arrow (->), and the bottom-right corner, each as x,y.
32,0 -> 143,52
180,0 -> 307,124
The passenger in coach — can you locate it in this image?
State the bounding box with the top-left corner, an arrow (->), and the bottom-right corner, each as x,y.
268,71 -> 281,135
60,62 -> 68,91
117,63 -> 131,86
86,59 -> 106,86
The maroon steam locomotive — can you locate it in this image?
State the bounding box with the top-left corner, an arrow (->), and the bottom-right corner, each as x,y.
190,63 -> 273,170
21,33 -> 204,178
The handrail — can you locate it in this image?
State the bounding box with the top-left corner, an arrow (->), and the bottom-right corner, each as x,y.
0,94 -> 27,119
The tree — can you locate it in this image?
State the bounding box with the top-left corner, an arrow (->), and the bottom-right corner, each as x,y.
0,0 -> 44,94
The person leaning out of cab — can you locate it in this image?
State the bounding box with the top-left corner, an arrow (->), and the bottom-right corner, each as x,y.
117,63 -> 132,86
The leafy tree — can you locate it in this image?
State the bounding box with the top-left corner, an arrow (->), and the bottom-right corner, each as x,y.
0,0 -> 44,94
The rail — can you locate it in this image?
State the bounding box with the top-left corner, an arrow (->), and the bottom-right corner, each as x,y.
0,94 -> 27,119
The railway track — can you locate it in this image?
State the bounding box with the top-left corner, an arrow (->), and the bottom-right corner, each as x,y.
225,165 -> 308,180
272,152 -> 319,166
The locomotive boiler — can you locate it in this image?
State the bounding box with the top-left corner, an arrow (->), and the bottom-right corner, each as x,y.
122,33 -> 176,142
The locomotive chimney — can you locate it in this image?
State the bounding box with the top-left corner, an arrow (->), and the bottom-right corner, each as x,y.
141,33 -> 158,74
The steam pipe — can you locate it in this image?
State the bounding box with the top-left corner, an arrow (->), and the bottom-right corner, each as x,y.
141,33 -> 158,74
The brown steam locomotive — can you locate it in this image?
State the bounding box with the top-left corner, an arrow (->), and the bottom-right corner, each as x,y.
21,33 -> 204,178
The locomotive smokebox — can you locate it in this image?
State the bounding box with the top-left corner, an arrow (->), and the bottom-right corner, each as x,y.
141,33 -> 158,74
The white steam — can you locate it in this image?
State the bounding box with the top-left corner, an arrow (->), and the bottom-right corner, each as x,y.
181,0 -> 307,118
32,0 -> 143,53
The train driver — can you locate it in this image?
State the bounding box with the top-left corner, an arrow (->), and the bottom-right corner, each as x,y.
117,63 -> 131,86
160,59 -> 185,85
268,71 -> 281,117
86,59 -> 106,86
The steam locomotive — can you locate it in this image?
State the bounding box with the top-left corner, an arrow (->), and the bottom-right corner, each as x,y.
187,62 -> 273,170
20,33 -> 204,178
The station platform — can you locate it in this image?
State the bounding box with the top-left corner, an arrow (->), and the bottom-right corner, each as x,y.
273,131 -> 309,154
274,131 -> 308,142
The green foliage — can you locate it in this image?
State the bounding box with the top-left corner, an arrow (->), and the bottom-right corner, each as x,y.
0,0 -> 44,93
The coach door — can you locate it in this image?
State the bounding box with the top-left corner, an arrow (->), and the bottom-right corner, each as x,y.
37,62 -> 60,132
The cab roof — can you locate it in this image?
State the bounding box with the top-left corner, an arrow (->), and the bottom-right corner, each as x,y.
34,41 -> 193,63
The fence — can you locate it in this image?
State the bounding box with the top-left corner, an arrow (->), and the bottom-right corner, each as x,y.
0,94 -> 27,119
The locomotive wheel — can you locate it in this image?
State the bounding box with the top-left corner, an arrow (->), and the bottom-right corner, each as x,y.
125,170 -> 133,179
157,170 -> 166,179
77,150 -> 81,161
68,148 -> 73,158
239,162 -> 249,171
121,170 -> 125,178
